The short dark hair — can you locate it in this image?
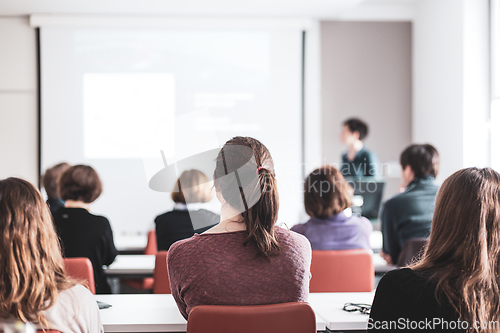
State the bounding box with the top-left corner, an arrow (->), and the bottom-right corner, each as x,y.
343,118 -> 369,141
41,162 -> 71,199
400,144 -> 440,179
304,166 -> 353,219
58,165 -> 102,203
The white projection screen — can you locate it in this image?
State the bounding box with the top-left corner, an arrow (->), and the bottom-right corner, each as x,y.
40,24 -> 303,236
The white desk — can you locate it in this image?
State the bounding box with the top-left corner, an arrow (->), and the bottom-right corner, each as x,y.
308,292 -> 375,331
96,294 -> 327,332
104,255 -> 156,278
114,235 -> 148,253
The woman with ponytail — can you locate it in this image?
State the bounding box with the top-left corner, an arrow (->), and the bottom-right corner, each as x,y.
167,137 -> 311,319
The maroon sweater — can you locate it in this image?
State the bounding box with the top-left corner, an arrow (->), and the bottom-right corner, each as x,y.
167,227 -> 312,319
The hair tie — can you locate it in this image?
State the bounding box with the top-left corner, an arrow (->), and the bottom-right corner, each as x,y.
256,166 -> 264,174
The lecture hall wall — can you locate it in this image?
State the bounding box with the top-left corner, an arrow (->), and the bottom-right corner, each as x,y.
0,0 -> 491,195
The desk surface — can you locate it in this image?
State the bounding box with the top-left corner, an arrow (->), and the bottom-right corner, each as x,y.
104,255 -> 156,278
308,292 -> 375,331
96,294 -> 327,332
114,235 -> 148,253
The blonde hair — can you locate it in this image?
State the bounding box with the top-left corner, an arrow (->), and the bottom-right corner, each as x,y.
0,178 -> 75,327
171,169 -> 212,204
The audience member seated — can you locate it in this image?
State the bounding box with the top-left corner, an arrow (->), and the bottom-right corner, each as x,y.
53,165 -> 118,294
0,178 -> 103,332
167,136 -> 312,319
369,168 -> 500,331
380,144 -> 440,265
291,165 -> 372,250
340,118 -> 380,177
41,162 -> 71,215
155,169 -> 219,251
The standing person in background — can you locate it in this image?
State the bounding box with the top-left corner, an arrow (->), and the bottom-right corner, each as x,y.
167,136 -> 311,319
380,144 -> 440,265
41,162 -> 71,215
53,165 -> 118,294
292,165 -> 372,250
0,177 -> 103,332
340,118 -> 380,177
155,169 -> 219,251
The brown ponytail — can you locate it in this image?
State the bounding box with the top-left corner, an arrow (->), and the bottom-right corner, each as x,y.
214,137 -> 280,258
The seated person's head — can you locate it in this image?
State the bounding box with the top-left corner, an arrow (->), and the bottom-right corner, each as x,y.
0,177 -> 73,326
213,136 -> 279,257
413,168 -> 500,324
171,169 -> 212,204
341,118 -> 369,144
400,144 -> 440,186
42,162 -> 71,200
304,166 -> 353,219
58,165 -> 102,204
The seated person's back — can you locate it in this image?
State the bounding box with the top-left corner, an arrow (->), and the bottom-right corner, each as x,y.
0,177 -> 103,332
42,162 -> 71,215
167,137 -> 312,319
292,165 -> 372,250
370,168 -> 500,331
53,165 -> 118,294
381,144 -> 440,264
155,169 -> 219,251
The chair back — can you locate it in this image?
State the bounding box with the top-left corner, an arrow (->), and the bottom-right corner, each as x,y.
144,230 -> 158,255
153,251 -> 171,294
397,238 -> 428,267
310,249 -> 374,292
187,302 -> 316,333
63,257 -> 96,294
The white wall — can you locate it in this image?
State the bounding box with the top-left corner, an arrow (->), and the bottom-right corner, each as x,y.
413,0 -> 490,182
0,17 -> 38,185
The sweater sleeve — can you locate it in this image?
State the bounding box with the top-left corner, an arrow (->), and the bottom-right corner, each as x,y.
167,242 -> 188,320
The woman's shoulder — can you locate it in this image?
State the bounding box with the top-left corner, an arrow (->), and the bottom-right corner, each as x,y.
378,268 -> 433,294
276,227 -> 312,252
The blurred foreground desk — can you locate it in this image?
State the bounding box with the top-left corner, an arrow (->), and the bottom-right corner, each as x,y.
309,292 -> 375,332
96,294 -> 327,332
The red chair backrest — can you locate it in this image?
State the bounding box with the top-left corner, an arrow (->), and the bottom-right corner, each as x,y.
187,302 -> 316,333
63,257 -> 96,294
153,251 -> 171,294
310,249 -> 374,292
144,230 -> 158,255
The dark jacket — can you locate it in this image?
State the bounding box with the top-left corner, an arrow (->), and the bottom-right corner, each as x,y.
381,177 -> 439,264
47,197 -> 65,215
53,207 -> 118,294
341,147 -> 380,177
155,209 -> 219,251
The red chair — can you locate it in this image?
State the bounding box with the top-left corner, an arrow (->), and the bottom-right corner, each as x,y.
122,230 -> 157,291
63,257 -> 96,294
309,249 -> 374,292
153,251 -> 171,294
187,302 -> 316,333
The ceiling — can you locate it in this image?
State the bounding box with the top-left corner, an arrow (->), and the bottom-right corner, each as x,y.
0,0 -> 418,20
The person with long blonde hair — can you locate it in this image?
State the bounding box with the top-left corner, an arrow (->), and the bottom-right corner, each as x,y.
369,168 -> 500,332
0,177 -> 103,332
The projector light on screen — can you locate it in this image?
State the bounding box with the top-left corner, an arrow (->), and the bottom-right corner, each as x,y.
83,73 -> 175,159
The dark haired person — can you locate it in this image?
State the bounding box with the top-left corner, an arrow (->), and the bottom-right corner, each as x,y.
167,137 -> 311,319
369,168 -> 500,332
340,118 -> 380,177
291,166 -> 372,250
380,144 -> 440,265
155,169 -> 219,251
53,165 -> 118,294
41,162 -> 71,215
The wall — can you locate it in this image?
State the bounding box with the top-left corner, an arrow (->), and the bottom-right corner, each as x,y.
412,0 -> 490,182
321,21 -> 412,199
0,17 -> 38,185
